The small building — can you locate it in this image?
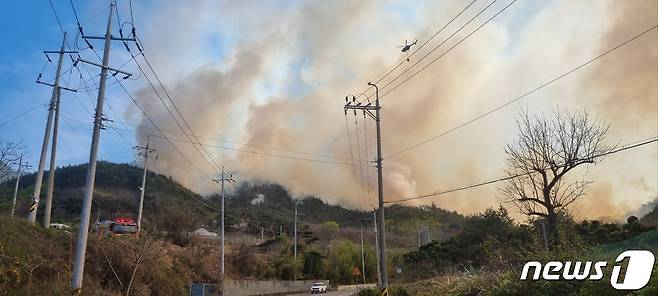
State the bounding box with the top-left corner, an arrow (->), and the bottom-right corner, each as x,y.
192,227 -> 218,239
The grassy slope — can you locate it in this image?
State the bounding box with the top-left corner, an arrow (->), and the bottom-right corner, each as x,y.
401,228 -> 658,296
0,217 -> 198,295
0,161 -> 215,228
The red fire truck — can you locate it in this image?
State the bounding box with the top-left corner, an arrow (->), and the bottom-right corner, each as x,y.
109,217 -> 138,235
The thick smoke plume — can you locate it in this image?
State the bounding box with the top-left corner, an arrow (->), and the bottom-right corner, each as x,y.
127,0 -> 657,219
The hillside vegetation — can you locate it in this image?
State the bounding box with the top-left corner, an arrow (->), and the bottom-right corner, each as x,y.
2,162 -> 655,295
0,161 -> 470,294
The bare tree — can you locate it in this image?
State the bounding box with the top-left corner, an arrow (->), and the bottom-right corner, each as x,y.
501,109 -> 614,247
99,230 -> 159,296
0,139 -> 22,181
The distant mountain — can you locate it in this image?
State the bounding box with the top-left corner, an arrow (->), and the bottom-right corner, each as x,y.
0,161 -> 466,242
210,181 -> 466,241
0,161 -> 215,230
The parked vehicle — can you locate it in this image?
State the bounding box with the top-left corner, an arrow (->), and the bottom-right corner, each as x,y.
109,217 -> 138,235
49,223 -> 71,232
310,282 -> 327,294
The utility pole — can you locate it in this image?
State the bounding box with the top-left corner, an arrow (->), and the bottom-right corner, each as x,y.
71,3 -> 134,293
360,224 -> 366,284
294,200 -> 299,280
345,82 -> 387,289
213,167 -> 235,296
10,155 -> 30,218
29,32 -> 76,225
134,136 -> 157,231
43,86 -> 61,229
373,209 -> 381,286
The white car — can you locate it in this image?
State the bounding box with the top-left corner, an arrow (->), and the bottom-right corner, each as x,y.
310,282 -> 327,294
50,223 -> 71,231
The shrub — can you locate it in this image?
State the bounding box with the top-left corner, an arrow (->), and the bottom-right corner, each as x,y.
357,287 -> 381,296
389,286 -> 410,296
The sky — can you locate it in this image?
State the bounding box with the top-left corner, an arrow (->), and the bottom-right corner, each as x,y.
0,0 -> 656,221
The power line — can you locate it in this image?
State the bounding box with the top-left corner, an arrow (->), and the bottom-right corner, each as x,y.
60,110 -> 364,166
0,102 -> 47,128
363,108 -> 373,202
386,24 -> 658,158
131,40 -> 224,172
101,115 -> 352,160
60,2 -> 349,164
65,110 -> 352,161
48,0 -> 66,34
354,113 -> 367,200
48,0 -> 135,150
378,0 -> 516,100
376,0 -> 478,86
72,56 -> 135,148
355,0 -> 479,99
113,75 -> 216,179
110,124 -> 369,167
68,2 -> 217,180
345,116 -> 363,206
384,137 -> 658,204
127,50 -> 222,172
117,6 -> 222,173
62,115 -> 217,211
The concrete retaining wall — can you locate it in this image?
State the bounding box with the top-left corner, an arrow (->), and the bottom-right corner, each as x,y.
336,283 -> 377,291
223,279 -> 324,296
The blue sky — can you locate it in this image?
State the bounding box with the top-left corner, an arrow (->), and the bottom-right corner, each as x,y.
0,1 -> 154,169
0,0 -> 547,172
0,0 -> 655,217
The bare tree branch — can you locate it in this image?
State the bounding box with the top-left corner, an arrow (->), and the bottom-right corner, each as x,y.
500,108 -> 613,247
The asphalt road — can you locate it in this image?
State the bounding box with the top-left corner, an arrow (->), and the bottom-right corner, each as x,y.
287,289 -> 356,296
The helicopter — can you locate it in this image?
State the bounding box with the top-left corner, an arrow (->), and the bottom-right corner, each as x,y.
398,39 -> 417,53
398,39 -> 417,61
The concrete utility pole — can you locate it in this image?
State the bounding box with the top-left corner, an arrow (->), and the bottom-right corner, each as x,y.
294,200 -> 300,280
29,32 -> 76,225
373,209 -> 381,286
360,224 -> 366,284
71,3 -> 134,293
344,82 -> 388,289
40,35 -> 78,228
10,155 -> 29,218
213,167 -> 235,296
134,136 -> 157,231
43,87 -> 61,229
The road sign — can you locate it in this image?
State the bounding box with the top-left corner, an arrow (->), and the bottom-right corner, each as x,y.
352,266 -> 361,276
381,287 -> 388,296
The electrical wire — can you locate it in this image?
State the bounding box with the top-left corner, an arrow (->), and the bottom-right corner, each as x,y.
384,137 -> 658,204
0,103 -> 48,128
131,47 -> 223,172
345,115 -> 364,208
386,24 -> 658,158
113,4 -> 222,172
108,124 -> 369,167
354,113 -> 367,201
377,0 -> 515,101
354,0 -> 479,102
